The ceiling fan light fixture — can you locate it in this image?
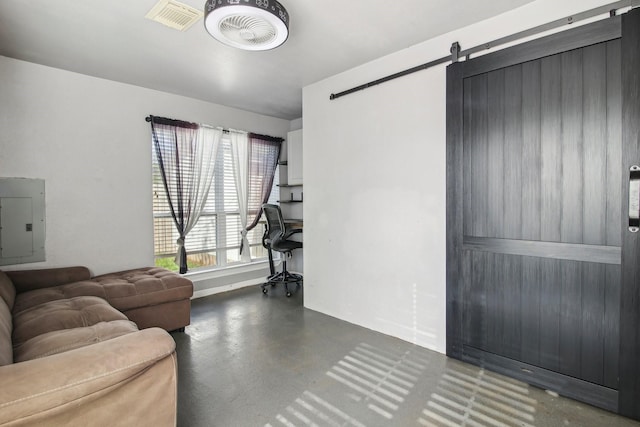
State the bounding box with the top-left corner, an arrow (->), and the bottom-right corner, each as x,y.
204,0 -> 289,51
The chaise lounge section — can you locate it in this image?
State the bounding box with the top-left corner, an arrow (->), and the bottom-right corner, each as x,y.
0,266 -> 193,426
7,266 -> 193,332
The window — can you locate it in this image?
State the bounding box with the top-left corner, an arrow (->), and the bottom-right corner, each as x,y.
152,134 -> 279,272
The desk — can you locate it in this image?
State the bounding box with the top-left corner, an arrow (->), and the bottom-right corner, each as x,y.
258,219 -> 303,227
284,218 -> 303,228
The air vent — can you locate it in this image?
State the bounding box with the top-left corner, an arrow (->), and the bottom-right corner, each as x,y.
145,0 -> 203,31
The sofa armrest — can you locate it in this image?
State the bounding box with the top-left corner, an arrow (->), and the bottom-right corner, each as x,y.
6,267 -> 91,294
0,328 -> 177,426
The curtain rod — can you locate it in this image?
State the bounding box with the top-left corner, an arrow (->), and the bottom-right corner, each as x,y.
249,133 -> 284,143
145,115 -> 283,142
329,0 -> 638,100
146,115 -> 231,133
145,115 -> 198,129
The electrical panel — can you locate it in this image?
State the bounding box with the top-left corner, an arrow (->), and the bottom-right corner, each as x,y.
0,178 -> 45,265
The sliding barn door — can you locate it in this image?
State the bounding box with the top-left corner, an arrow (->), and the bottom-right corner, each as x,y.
446,9 -> 640,419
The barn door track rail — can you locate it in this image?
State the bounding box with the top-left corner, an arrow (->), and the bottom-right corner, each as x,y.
329,0 -> 639,101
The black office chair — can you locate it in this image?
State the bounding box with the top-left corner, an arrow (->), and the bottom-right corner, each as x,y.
261,203 -> 303,297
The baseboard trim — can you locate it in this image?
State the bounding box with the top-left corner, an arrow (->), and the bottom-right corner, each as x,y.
192,278 -> 264,299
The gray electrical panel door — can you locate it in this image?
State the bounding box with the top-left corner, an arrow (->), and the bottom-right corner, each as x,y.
0,197 -> 33,258
0,178 -> 45,265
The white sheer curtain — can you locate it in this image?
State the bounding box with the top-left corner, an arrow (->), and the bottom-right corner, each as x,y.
151,117 -> 223,273
177,125 -> 223,263
229,130 -> 251,262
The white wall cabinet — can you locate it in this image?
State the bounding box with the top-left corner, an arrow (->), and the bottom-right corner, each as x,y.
287,129 -> 303,186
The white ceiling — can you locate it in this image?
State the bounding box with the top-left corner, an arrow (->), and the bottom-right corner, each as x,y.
0,0 -> 534,120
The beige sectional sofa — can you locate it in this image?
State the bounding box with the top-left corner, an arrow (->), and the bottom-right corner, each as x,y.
0,266 -> 194,426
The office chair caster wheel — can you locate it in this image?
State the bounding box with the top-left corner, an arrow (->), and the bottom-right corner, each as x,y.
262,288 -> 268,294
286,292 -> 292,298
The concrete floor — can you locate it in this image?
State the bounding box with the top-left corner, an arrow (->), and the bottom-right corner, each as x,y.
172,285 -> 640,427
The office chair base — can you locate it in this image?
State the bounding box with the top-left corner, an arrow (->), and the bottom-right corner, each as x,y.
261,252 -> 302,297
261,270 -> 303,298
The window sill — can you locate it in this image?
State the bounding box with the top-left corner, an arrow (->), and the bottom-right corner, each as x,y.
185,260 -> 274,299
184,259 -> 270,281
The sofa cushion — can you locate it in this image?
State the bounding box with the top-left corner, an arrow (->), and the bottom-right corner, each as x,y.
0,271 -> 16,310
13,280 -> 113,315
6,266 -> 91,294
13,319 -> 139,362
12,267 -> 193,315
0,298 -> 12,366
0,272 -> 16,366
12,296 -> 129,346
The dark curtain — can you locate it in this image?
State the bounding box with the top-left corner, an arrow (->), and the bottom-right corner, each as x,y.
242,133 -> 282,252
150,116 -> 199,274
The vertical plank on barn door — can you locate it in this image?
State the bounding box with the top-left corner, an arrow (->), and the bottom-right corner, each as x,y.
519,60 -> 542,368
537,53 -> 562,374
581,41 -> 609,386
603,38 -> 622,391
485,69 -> 505,356
619,6 -> 640,419
503,64 -> 524,361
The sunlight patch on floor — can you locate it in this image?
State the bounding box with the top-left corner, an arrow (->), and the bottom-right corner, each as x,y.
418,364 -> 537,427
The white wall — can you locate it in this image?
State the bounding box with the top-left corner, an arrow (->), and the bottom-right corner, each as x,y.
290,118 -> 302,132
0,56 -> 290,276
302,0 -> 617,354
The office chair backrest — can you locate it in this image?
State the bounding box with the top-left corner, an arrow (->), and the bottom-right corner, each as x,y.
262,204 -> 285,243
